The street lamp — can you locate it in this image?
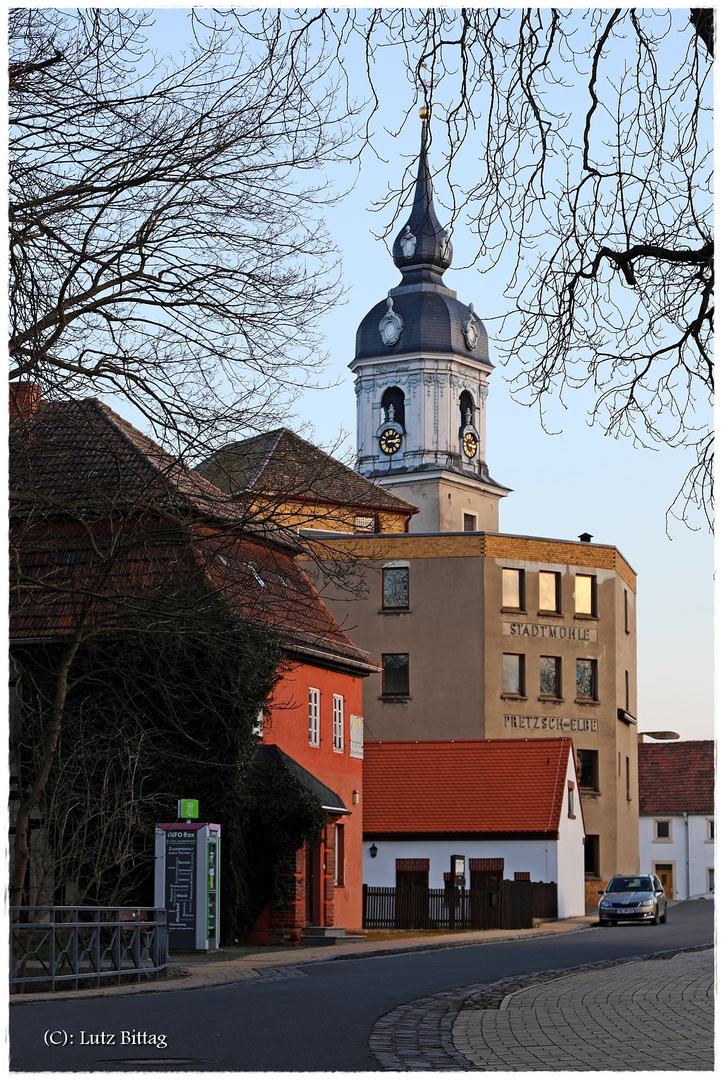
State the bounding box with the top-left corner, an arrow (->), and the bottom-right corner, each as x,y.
637,731 -> 680,742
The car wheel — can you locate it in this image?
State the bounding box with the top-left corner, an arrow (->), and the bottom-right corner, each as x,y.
651,911 -> 660,925
599,918 -> 610,926
660,909 -> 667,924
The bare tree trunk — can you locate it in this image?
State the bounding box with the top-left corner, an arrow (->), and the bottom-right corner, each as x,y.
11,633 -> 83,909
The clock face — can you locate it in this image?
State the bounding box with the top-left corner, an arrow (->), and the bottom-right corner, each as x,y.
462,431 -> 478,459
379,427 -> 402,455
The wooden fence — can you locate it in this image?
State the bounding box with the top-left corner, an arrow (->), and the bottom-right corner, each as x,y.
363,880 -> 558,931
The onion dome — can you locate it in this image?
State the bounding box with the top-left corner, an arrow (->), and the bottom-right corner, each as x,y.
354,111 -> 489,366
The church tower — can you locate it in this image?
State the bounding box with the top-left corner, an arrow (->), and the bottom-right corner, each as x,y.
351,110 -> 509,534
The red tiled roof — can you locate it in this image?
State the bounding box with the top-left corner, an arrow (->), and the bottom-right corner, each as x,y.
10,397 -> 244,522
363,739 -> 574,836
638,741 -> 714,815
9,397 -> 373,672
9,521 -> 372,670
199,428 -> 418,515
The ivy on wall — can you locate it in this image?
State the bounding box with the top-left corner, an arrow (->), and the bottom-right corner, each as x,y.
12,587 -> 330,942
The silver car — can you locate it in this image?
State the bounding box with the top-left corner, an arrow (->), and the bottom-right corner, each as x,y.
598,874 -> 668,926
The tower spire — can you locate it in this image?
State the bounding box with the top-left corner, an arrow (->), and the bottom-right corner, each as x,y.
392,108 -> 453,284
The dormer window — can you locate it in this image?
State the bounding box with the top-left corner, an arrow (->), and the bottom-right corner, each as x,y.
381,386 -> 405,431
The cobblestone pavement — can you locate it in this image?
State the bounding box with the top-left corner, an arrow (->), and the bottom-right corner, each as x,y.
370,947 -> 714,1071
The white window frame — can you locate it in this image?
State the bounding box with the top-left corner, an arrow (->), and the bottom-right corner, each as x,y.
333,694 -> 344,753
308,687 -> 320,747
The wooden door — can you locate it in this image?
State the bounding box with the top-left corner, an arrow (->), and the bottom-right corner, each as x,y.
305,842 -> 323,925
654,863 -> 674,900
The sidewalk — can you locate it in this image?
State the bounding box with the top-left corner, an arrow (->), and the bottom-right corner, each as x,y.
11,915 -> 597,1004
451,947 -> 713,1070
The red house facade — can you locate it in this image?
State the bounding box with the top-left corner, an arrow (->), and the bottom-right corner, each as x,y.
251,659 -> 367,942
10,387 -> 372,943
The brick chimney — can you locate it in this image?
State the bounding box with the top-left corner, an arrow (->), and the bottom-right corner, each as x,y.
9,382 -> 41,420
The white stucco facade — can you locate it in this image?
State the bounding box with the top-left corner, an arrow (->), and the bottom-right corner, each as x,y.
363,746 -> 586,917
638,812 -> 715,899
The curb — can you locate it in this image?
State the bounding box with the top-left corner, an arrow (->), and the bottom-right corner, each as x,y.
10,919 -> 596,1005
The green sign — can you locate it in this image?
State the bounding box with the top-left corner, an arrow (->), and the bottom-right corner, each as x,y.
178,799 -> 199,819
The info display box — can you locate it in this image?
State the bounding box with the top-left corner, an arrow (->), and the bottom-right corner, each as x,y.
154,823 -> 220,951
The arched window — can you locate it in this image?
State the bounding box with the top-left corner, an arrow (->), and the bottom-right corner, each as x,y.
459,390 -> 475,432
381,386 -> 405,431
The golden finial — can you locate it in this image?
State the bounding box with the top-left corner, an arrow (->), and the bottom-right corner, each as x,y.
419,105 -> 430,120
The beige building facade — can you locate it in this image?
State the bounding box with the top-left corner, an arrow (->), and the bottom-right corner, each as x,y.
304,117 -> 640,905
304,530 -> 639,904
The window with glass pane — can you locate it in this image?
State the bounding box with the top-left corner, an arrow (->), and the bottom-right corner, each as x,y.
539,571 -> 560,613
577,749 -> 599,790
584,835 -> 600,876
503,653 -> 525,695
382,653 -> 409,696
502,568 -> 524,609
333,694 -> 344,752
355,515 -> 377,532
575,574 -> 596,615
308,687 -> 320,746
334,824 -> 345,886
655,819 -> 671,840
540,656 -> 561,697
576,658 -> 597,699
382,567 -> 409,609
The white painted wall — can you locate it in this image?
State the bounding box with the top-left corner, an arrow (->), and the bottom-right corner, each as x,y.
363,838 -> 557,891
639,813 -> 714,899
554,748 -> 587,917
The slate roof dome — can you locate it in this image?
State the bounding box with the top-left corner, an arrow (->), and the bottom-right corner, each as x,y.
354,117 -> 490,365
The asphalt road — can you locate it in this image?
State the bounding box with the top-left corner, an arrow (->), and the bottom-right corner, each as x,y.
10,899 -> 713,1072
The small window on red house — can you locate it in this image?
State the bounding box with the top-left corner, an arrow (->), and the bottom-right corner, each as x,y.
334,824 -> 345,886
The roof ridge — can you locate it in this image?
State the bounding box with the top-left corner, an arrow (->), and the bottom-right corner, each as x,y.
246,428 -> 287,490
96,399 -> 234,515
365,736 -> 571,748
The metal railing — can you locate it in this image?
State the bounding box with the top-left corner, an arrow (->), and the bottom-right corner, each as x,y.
10,906 -> 168,994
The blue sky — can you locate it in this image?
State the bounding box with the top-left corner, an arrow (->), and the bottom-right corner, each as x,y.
139,7 -> 717,741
